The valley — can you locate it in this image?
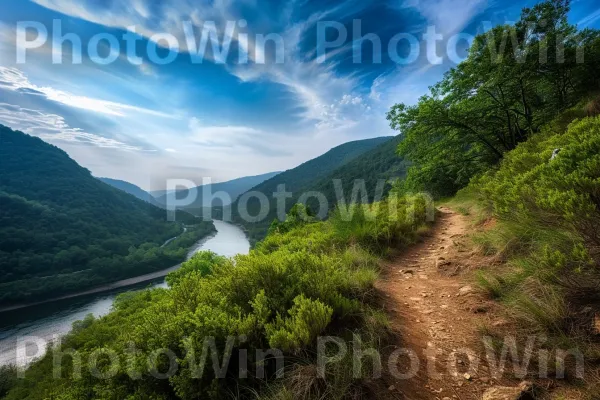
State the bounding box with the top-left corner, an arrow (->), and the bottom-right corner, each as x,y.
0,219 -> 250,367
1,0 -> 600,398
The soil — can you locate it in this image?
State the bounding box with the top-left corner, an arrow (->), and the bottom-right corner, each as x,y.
375,207 -> 513,400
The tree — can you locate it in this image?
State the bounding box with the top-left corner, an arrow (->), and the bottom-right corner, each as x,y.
388,0 -> 600,196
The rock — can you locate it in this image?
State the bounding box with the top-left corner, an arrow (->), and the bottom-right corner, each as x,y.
463,373 -> 472,380
458,285 -> 474,296
481,381 -> 533,400
471,305 -> 489,314
388,385 -> 395,391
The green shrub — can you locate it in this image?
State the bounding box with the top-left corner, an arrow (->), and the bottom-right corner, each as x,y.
464,115 -> 600,378
6,197 -> 429,400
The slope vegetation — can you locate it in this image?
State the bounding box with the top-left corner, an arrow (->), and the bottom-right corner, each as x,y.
0,125 -> 214,305
229,136 -> 406,244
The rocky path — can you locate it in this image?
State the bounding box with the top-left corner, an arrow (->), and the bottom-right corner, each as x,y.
377,207 -> 517,400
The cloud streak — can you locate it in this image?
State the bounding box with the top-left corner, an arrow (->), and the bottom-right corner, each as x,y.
29,0 -> 372,130
0,66 -> 173,118
0,102 -> 144,150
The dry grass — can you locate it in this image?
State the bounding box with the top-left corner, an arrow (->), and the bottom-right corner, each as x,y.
585,97 -> 600,117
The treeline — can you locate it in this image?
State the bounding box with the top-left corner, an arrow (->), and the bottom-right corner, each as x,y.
0,126 -> 213,305
388,0 -> 600,197
0,223 -> 216,304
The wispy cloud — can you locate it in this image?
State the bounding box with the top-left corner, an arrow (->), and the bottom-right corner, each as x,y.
29,0 -> 372,130
578,9 -> 600,28
392,0 -> 488,34
0,67 -> 173,118
188,117 -> 290,156
0,103 -> 144,150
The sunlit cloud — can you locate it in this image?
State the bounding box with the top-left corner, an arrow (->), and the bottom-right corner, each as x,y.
0,66 -> 173,118
0,102 -> 144,150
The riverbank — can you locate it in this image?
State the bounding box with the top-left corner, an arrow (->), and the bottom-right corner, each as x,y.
0,230 -> 219,313
0,220 -> 251,367
0,224 -> 219,313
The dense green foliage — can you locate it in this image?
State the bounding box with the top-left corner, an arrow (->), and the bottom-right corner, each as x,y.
0,366 -> 16,398
5,196 -> 430,399
473,114 -> 599,311
445,111 -> 600,382
388,0 -> 600,197
230,136 -> 407,245
0,126 -> 214,305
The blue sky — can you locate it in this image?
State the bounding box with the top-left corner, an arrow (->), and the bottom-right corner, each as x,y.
0,0 -> 598,190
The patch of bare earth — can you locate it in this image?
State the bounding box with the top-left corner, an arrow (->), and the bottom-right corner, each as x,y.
375,207 -> 515,400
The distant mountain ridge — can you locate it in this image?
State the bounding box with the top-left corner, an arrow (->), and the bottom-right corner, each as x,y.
98,178 -> 161,206
226,136 -> 403,244
155,171 -> 281,208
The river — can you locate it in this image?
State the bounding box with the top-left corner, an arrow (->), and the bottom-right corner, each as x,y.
0,220 -> 250,367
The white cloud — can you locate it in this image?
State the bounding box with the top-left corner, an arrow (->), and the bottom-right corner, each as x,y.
0,66 -> 173,118
190,121 -> 261,146
29,0 -> 372,131
395,0 -> 488,35
0,103 -> 144,150
578,9 -> 600,28
138,63 -> 157,77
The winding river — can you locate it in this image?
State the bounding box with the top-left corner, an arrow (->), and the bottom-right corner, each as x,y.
0,220 -> 250,367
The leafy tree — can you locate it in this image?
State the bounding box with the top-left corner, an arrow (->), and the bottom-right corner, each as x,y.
388,0 -> 600,196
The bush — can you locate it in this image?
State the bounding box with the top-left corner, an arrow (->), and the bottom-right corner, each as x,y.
464,115 -> 600,378
6,197 -> 430,400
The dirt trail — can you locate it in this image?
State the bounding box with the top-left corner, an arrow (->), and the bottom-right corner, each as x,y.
377,207 -> 508,400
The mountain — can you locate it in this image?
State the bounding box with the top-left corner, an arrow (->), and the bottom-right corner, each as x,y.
155,171 -> 281,208
149,189 -> 172,198
308,135 -> 407,205
98,178 -> 161,206
0,125 -> 214,305
243,137 -> 393,197
226,136 -> 403,244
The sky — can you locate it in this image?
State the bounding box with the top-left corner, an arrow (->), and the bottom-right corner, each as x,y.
0,0 -> 598,191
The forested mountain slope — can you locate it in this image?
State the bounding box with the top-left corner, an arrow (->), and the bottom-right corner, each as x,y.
228,136 -> 406,244
155,171 -> 281,208
0,125 -> 214,304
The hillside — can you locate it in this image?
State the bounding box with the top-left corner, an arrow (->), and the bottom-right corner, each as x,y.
3,1 -> 600,399
98,177 -> 161,206
0,125 -> 215,305
155,171 -> 281,208
309,135 -> 407,205
229,136 -> 405,244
